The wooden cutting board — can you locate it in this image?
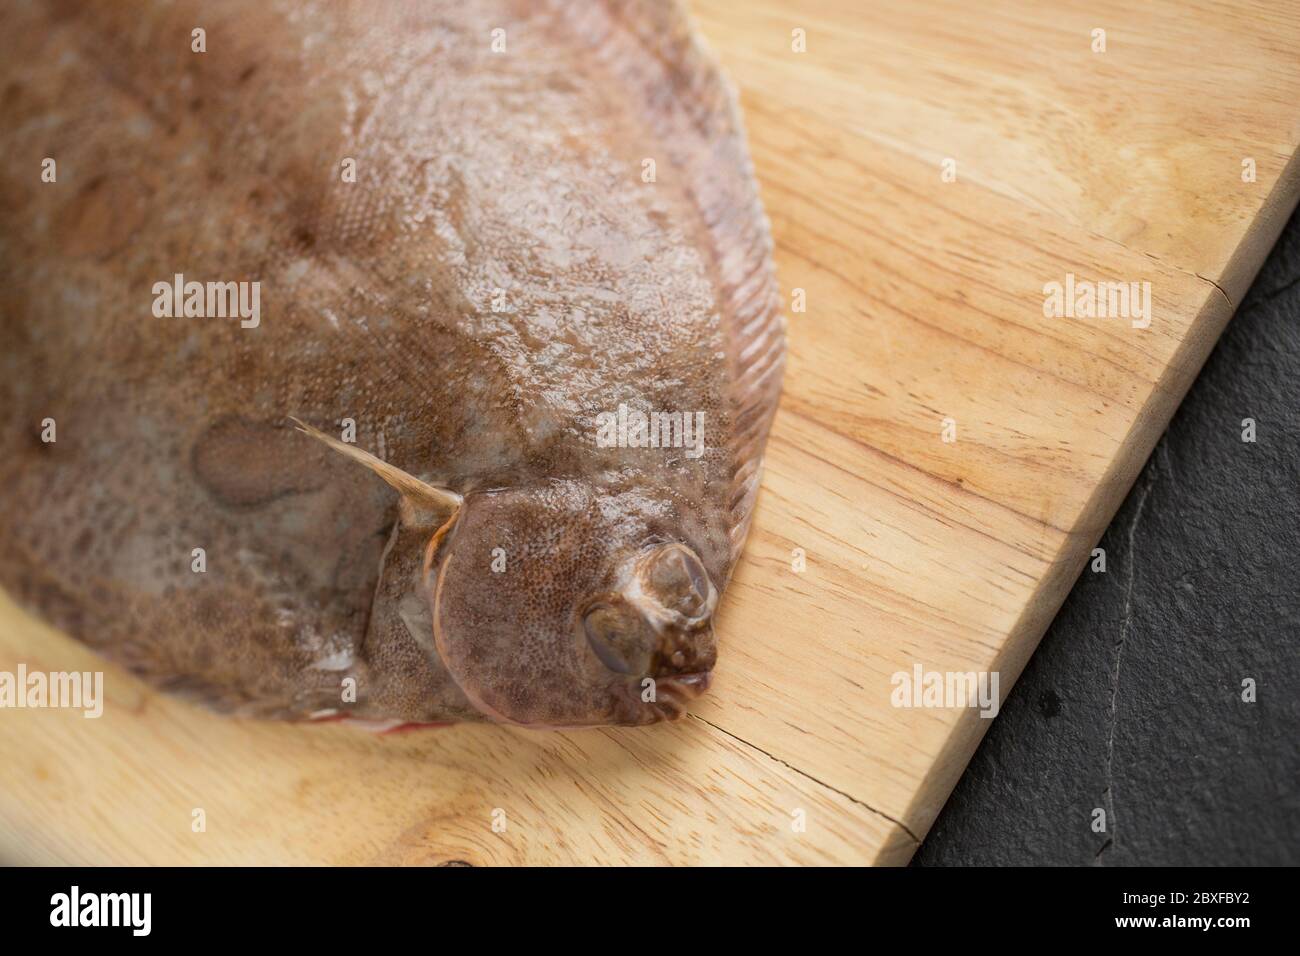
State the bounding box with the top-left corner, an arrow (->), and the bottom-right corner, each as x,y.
2,0 -> 1298,865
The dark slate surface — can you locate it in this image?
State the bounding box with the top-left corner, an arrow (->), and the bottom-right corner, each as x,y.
914,211 -> 1300,867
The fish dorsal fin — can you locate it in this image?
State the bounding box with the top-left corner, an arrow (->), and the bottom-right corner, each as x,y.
550,0 -> 785,575
290,417 -> 462,529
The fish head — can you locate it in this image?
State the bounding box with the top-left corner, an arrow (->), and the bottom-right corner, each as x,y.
579,541 -> 719,720
429,479 -> 719,727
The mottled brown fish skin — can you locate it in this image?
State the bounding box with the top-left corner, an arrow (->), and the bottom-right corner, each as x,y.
0,0 -> 784,727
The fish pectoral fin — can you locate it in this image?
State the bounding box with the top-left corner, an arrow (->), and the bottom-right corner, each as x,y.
290,417 -> 462,530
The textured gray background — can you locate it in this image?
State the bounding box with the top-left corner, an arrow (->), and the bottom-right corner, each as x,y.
914,211 -> 1300,866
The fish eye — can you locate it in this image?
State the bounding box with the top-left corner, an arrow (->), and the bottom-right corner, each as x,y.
582,599 -> 652,674
645,544 -> 711,619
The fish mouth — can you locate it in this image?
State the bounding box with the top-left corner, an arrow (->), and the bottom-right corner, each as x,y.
647,671 -> 712,722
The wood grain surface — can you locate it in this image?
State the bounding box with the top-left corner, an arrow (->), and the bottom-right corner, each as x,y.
2,0 -> 1298,865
